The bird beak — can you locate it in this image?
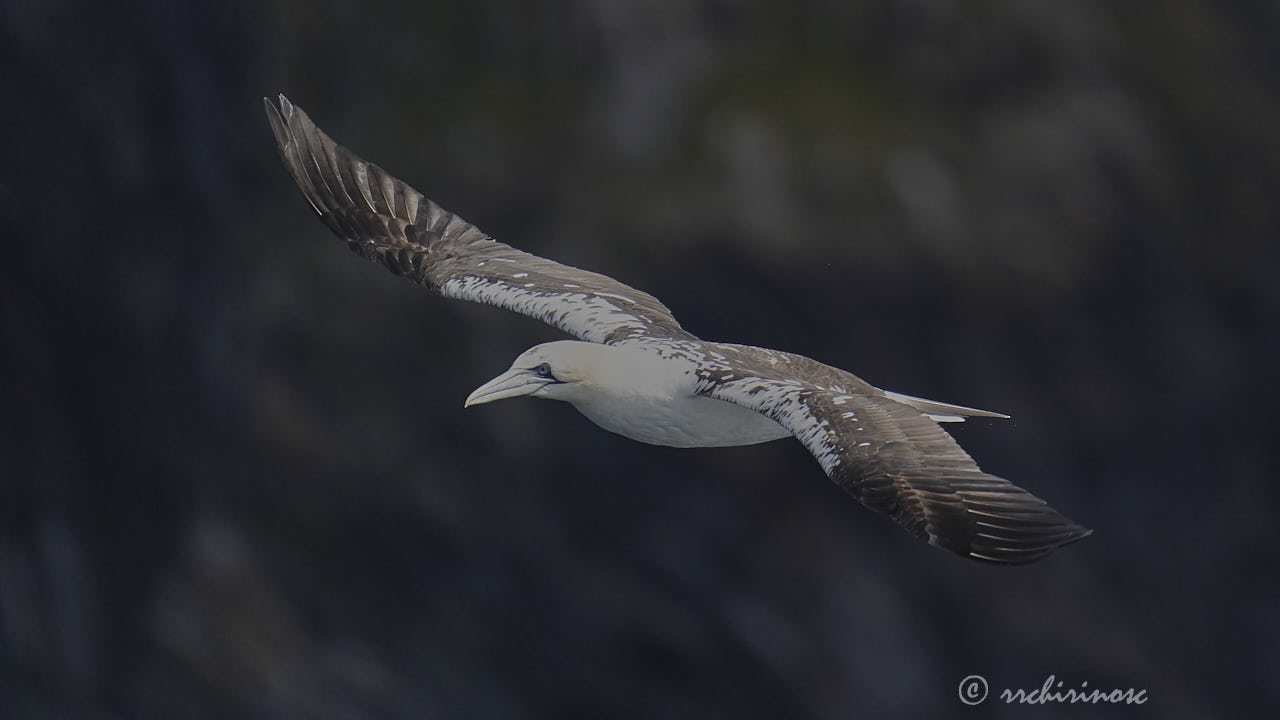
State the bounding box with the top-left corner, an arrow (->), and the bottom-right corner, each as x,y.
464,368 -> 548,407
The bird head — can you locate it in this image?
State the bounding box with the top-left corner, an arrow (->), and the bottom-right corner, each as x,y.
464,341 -> 600,407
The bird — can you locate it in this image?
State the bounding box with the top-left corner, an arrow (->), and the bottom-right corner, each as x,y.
264,94 -> 1090,564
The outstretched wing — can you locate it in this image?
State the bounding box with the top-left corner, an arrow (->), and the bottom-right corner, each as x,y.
265,95 -> 695,345
696,370 -> 1090,563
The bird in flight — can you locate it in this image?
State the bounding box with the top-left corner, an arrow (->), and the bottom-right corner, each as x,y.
265,95 -> 1089,564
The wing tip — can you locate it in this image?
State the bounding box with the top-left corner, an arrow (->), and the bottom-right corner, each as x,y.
963,519 -> 1092,565
263,93 -> 295,115
263,93 -> 318,155
263,95 -> 288,149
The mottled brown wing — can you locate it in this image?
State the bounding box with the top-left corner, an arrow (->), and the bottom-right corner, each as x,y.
696,372 -> 1090,563
265,95 -> 695,345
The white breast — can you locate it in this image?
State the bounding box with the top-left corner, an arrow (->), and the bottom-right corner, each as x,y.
533,340 -> 790,448
570,382 -> 791,448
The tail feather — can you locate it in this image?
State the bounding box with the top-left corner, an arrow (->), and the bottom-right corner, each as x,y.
882,390 -> 1010,423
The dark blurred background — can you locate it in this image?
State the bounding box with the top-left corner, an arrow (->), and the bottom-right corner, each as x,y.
2,0 -> 1277,717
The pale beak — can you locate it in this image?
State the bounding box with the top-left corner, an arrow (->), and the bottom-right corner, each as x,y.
464,368 -> 549,407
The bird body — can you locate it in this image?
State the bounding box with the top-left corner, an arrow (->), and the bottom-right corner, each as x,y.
266,95 -> 1091,564
467,340 -> 792,447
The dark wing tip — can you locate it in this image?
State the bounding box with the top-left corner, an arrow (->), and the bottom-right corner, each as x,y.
263,95 -> 289,154
263,93 -> 295,135
263,93 -> 295,120
262,92 -> 332,219
872,462 -> 1091,565
262,93 -> 423,246
947,504 -> 1092,565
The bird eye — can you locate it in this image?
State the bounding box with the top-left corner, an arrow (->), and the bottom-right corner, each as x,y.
535,363 -> 553,378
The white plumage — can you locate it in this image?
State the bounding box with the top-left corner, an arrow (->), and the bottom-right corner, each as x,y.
466,341 -> 791,448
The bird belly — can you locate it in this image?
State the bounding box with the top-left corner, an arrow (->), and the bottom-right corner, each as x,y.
572,393 -> 791,448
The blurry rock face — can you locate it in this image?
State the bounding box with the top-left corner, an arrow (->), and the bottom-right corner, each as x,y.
1,1 -> 1275,718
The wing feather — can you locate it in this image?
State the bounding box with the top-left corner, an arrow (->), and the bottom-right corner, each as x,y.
265,95 -> 694,345
695,367 -> 1090,564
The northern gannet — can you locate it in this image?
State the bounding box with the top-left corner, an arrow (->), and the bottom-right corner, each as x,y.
265,95 -> 1090,564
